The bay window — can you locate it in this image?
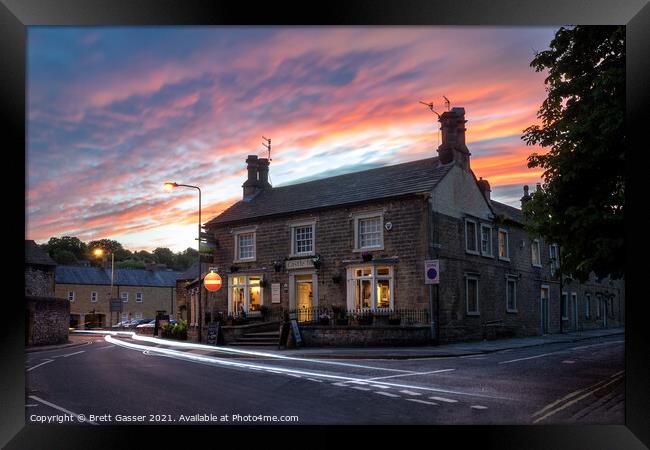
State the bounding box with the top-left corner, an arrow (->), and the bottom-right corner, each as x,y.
347,265 -> 394,309
228,275 -> 263,315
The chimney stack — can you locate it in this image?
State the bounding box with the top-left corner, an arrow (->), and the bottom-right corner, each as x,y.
437,107 -> 471,170
242,155 -> 259,198
257,158 -> 271,189
477,177 -> 491,203
521,185 -> 531,208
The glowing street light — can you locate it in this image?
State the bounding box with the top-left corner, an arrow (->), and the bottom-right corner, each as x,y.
163,181 -> 203,341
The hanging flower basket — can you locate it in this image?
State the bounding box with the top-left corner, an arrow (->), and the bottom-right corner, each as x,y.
361,251 -> 373,262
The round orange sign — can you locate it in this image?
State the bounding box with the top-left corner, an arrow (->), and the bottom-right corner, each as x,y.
204,271 -> 222,292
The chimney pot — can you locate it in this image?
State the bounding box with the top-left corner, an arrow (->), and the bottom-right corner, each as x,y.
258,157 -> 271,189
242,155 -> 259,198
521,185 -> 531,208
437,106 -> 470,170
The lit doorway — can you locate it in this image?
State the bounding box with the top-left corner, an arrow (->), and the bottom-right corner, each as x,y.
296,274 -> 313,322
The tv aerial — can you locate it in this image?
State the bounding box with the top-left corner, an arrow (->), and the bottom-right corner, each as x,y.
419,101 -> 440,118
262,136 -> 271,161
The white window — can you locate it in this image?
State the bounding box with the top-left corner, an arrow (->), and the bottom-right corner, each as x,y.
531,239 -> 542,267
290,221 -> 315,256
234,227 -> 255,262
498,229 -> 510,260
506,277 -> 517,312
134,312 -> 142,320
585,294 -> 591,318
121,292 -> 129,303
90,291 -> 97,303
466,276 -> 479,315
465,219 -> 478,254
228,275 -> 263,315
562,292 -> 568,319
549,244 -> 559,276
67,291 -> 75,302
136,292 -> 143,303
480,224 -> 492,256
346,266 -> 393,309
121,313 -> 129,323
354,213 -> 383,250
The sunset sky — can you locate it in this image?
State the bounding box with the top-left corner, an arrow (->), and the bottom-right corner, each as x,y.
27,26 -> 556,253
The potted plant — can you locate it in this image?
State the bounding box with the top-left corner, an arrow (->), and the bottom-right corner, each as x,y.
273,260 -> 284,272
331,304 -> 347,325
388,315 -> 402,326
318,313 -> 331,325
361,251 -> 373,262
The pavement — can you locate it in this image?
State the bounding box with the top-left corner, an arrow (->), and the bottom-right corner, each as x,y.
25,332 -> 97,353
61,326 -> 625,360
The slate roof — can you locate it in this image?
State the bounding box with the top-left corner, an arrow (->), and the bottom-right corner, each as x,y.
56,266 -> 182,287
491,201 -> 525,225
177,262 -> 212,282
206,157 -> 452,226
25,240 -> 56,266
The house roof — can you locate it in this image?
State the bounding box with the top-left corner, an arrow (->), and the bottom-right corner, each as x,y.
25,240 -> 56,266
491,201 -> 525,225
205,157 -> 452,226
56,266 -> 182,287
177,262 -> 212,282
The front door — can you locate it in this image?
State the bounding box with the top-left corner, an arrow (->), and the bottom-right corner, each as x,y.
296,274 -> 313,322
572,294 -> 578,331
540,286 -> 549,334
602,299 -> 608,328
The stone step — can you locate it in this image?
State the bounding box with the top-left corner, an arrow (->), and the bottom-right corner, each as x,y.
228,341 -> 279,346
234,336 -> 278,342
243,331 -> 280,338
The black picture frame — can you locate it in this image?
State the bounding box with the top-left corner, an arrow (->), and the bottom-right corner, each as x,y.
3,0 -> 648,448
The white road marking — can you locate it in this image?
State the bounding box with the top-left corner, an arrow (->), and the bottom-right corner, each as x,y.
570,340 -> 624,351
499,351 -> 565,365
106,335 -> 513,400
406,399 -> 439,406
562,360 -> 575,364
28,395 -> 98,425
533,374 -> 624,424
96,345 -> 115,350
371,385 -> 391,389
471,405 -> 488,410
366,369 -> 455,381
375,392 -> 400,398
429,396 -> 458,403
26,359 -> 54,372
307,378 -> 323,383
288,374 -> 302,378
399,390 -> 422,396
25,404 -> 39,407
333,382 -> 349,387
53,350 -> 85,358
351,386 -> 371,391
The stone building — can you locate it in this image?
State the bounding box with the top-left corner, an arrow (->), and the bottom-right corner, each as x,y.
192,107 -> 624,343
25,240 -> 69,346
55,265 -> 182,328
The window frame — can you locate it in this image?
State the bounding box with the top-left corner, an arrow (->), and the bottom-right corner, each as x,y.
233,227 -> 257,262
90,291 -> 98,303
498,228 -> 510,261
67,291 -> 75,302
506,276 -> 517,313
561,292 -> 569,320
353,211 -> 384,252
121,292 -> 129,303
531,239 -> 542,267
549,244 -> 559,276
585,293 -> 591,319
464,218 -> 479,255
289,220 -> 316,257
465,275 -> 480,316
346,265 -> 394,310
480,224 -> 493,257
136,292 -> 143,303
227,274 -> 264,315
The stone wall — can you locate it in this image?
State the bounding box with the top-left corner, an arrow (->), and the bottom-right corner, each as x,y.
26,296 -> 69,346
298,325 -> 431,347
25,265 -> 55,297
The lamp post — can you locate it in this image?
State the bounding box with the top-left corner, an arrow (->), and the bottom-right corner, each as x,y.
93,248 -> 115,325
164,181 -> 202,341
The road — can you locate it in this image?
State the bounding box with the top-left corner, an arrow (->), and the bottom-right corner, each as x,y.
25,333 -> 624,425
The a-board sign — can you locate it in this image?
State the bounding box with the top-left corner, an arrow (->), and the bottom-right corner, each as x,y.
206,322 -> 220,346
290,319 -> 302,346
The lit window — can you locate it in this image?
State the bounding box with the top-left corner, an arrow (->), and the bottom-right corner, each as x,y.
348,266 -> 393,309
136,292 -> 143,303
292,224 -> 314,255
121,292 -> 129,303
90,292 -> 97,303
506,278 -> 517,312
480,225 -> 492,256
229,275 -> 263,315
68,291 -> 75,302
531,239 -> 541,267
466,277 -> 479,315
358,217 -> 382,249
465,219 -> 478,254
235,231 -> 256,261
498,229 -> 509,260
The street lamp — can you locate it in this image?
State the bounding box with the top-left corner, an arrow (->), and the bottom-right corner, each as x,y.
93,247 -> 115,325
163,181 -> 202,341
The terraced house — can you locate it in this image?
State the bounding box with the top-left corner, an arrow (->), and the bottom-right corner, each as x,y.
194,107 -> 624,343
55,265 -> 182,328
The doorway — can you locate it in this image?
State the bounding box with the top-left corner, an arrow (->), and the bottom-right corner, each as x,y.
540,286 -> 549,334
571,293 -> 578,331
296,274 -> 313,322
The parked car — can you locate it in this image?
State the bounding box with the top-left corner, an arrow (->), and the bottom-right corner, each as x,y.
136,319 -> 156,329
125,318 -> 152,328
112,320 -> 131,328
